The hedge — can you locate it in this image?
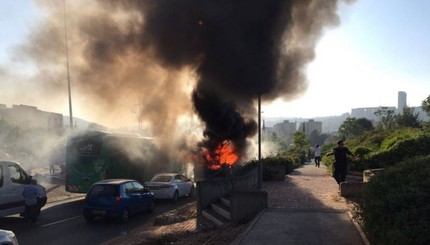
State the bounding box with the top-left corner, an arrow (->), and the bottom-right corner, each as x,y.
360,156 -> 430,245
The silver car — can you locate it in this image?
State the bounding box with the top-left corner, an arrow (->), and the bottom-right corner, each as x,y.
144,173 -> 194,202
0,229 -> 19,245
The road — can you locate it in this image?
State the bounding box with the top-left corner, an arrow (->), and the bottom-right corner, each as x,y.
0,196 -> 195,245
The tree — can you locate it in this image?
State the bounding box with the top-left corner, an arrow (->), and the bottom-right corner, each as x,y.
290,132 -> 310,164
422,95 -> 430,116
374,107 -> 396,130
339,117 -> 374,139
395,106 -> 421,128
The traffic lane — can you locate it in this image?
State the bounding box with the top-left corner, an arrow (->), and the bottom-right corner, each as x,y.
0,197 -> 85,231
3,196 -> 195,245
17,212 -> 154,245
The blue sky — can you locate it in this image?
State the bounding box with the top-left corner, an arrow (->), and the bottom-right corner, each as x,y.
0,1 -> 41,63
1,0 -> 429,121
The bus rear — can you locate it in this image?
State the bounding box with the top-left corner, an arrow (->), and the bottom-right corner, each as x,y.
65,132 -> 108,193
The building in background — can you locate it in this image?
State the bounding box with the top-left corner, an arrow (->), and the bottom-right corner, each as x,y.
0,104 -> 63,134
351,91 -> 429,121
262,120 -> 297,144
298,119 -> 322,136
350,106 -> 395,121
397,91 -> 407,113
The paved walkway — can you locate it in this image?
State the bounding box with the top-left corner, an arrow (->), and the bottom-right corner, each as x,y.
233,163 -> 367,245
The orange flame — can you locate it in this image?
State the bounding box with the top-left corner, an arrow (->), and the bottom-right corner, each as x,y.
204,140 -> 239,170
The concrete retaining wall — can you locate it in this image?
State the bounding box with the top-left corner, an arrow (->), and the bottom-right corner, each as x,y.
263,165 -> 286,181
196,167 -> 258,215
231,190 -> 267,224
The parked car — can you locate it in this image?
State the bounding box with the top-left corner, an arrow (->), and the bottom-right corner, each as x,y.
144,173 -> 194,202
0,229 -> 19,245
83,179 -> 154,222
0,160 -> 47,218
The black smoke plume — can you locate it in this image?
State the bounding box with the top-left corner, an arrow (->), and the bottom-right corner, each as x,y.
133,0 -> 349,160
9,0 -> 352,166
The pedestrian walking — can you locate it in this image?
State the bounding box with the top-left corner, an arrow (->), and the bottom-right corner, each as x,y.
49,162 -> 55,174
326,140 -> 354,185
314,144 -> 321,167
22,178 -> 43,224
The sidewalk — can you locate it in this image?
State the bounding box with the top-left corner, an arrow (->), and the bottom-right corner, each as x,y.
232,163 -> 367,245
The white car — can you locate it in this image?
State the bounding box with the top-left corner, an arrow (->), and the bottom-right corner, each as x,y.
0,161 -> 46,218
144,173 -> 194,202
0,229 -> 19,245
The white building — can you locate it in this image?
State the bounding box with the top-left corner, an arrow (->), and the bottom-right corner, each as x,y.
0,104 -> 63,134
298,119 -> 322,136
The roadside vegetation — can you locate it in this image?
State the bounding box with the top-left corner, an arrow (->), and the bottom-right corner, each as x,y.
251,94 -> 430,244
323,94 -> 430,245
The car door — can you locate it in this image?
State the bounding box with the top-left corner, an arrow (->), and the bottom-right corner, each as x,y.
131,181 -> 149,211
123,182 -> 139,213
180,175 -> 192,195
0,163 -> 28,217
8,164 -> 28,208
0,164 -> 9,216
174,175 -> 186,197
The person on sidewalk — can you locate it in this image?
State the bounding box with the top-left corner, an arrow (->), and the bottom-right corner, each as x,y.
314,144 -> 321,167
326,140 -> 354,185
22,178 -> 43,224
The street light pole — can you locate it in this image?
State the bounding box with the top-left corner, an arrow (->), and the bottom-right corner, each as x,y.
257,94 -> 262,189
63,0 -> 73,130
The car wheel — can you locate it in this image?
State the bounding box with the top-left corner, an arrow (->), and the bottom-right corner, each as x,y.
84,214 -> 95,223
188,186 -> 194,197
120,208 -> 129,222
172,191 -> 179,203
147,200 -> 155,213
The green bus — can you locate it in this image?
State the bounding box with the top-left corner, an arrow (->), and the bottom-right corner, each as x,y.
65,131 -> 166,193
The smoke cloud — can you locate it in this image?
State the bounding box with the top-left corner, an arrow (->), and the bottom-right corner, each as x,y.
7,0 -> 352,164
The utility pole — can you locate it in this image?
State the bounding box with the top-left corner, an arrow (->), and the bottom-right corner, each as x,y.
257,95 -> 262,189
63,0 -> 73,129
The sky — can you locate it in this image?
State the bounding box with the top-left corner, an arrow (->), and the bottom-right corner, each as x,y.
0,0 -> 429,125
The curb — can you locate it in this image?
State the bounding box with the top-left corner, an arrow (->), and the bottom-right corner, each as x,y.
347,211 -> 370,245
45,195 -> 85,207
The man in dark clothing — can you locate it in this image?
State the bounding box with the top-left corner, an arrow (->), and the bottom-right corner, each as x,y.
326,140 -> 354,185
22,179 -> 43,224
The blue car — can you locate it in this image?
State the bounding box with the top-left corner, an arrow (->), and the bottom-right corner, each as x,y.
83,179 -> 155,222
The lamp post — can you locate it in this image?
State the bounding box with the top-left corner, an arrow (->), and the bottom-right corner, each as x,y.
63,0 -> 73,129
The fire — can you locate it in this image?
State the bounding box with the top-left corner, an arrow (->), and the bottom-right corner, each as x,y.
204,140 -> 239,170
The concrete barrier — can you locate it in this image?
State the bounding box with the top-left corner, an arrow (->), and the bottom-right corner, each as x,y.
340,182 -> 364,198
363,168 -> 385,183
231,190 -> 267,224
263,165 -> 286,181
196,167 -> 258,215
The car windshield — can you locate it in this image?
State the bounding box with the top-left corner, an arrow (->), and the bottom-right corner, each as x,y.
88,185 -> 118,196
150,175 -> 172,182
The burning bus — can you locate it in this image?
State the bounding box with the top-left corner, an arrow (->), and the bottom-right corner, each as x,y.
65,131 -> 167,193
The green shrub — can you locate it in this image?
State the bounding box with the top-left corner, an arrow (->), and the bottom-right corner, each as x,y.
348,147 -> 374,172
243,155 -> 301,176
380,128 -> 422,151
368,134 -> 430,168
360,156 -> 430,245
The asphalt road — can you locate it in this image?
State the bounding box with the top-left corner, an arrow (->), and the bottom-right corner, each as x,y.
0,196 -> 195,245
